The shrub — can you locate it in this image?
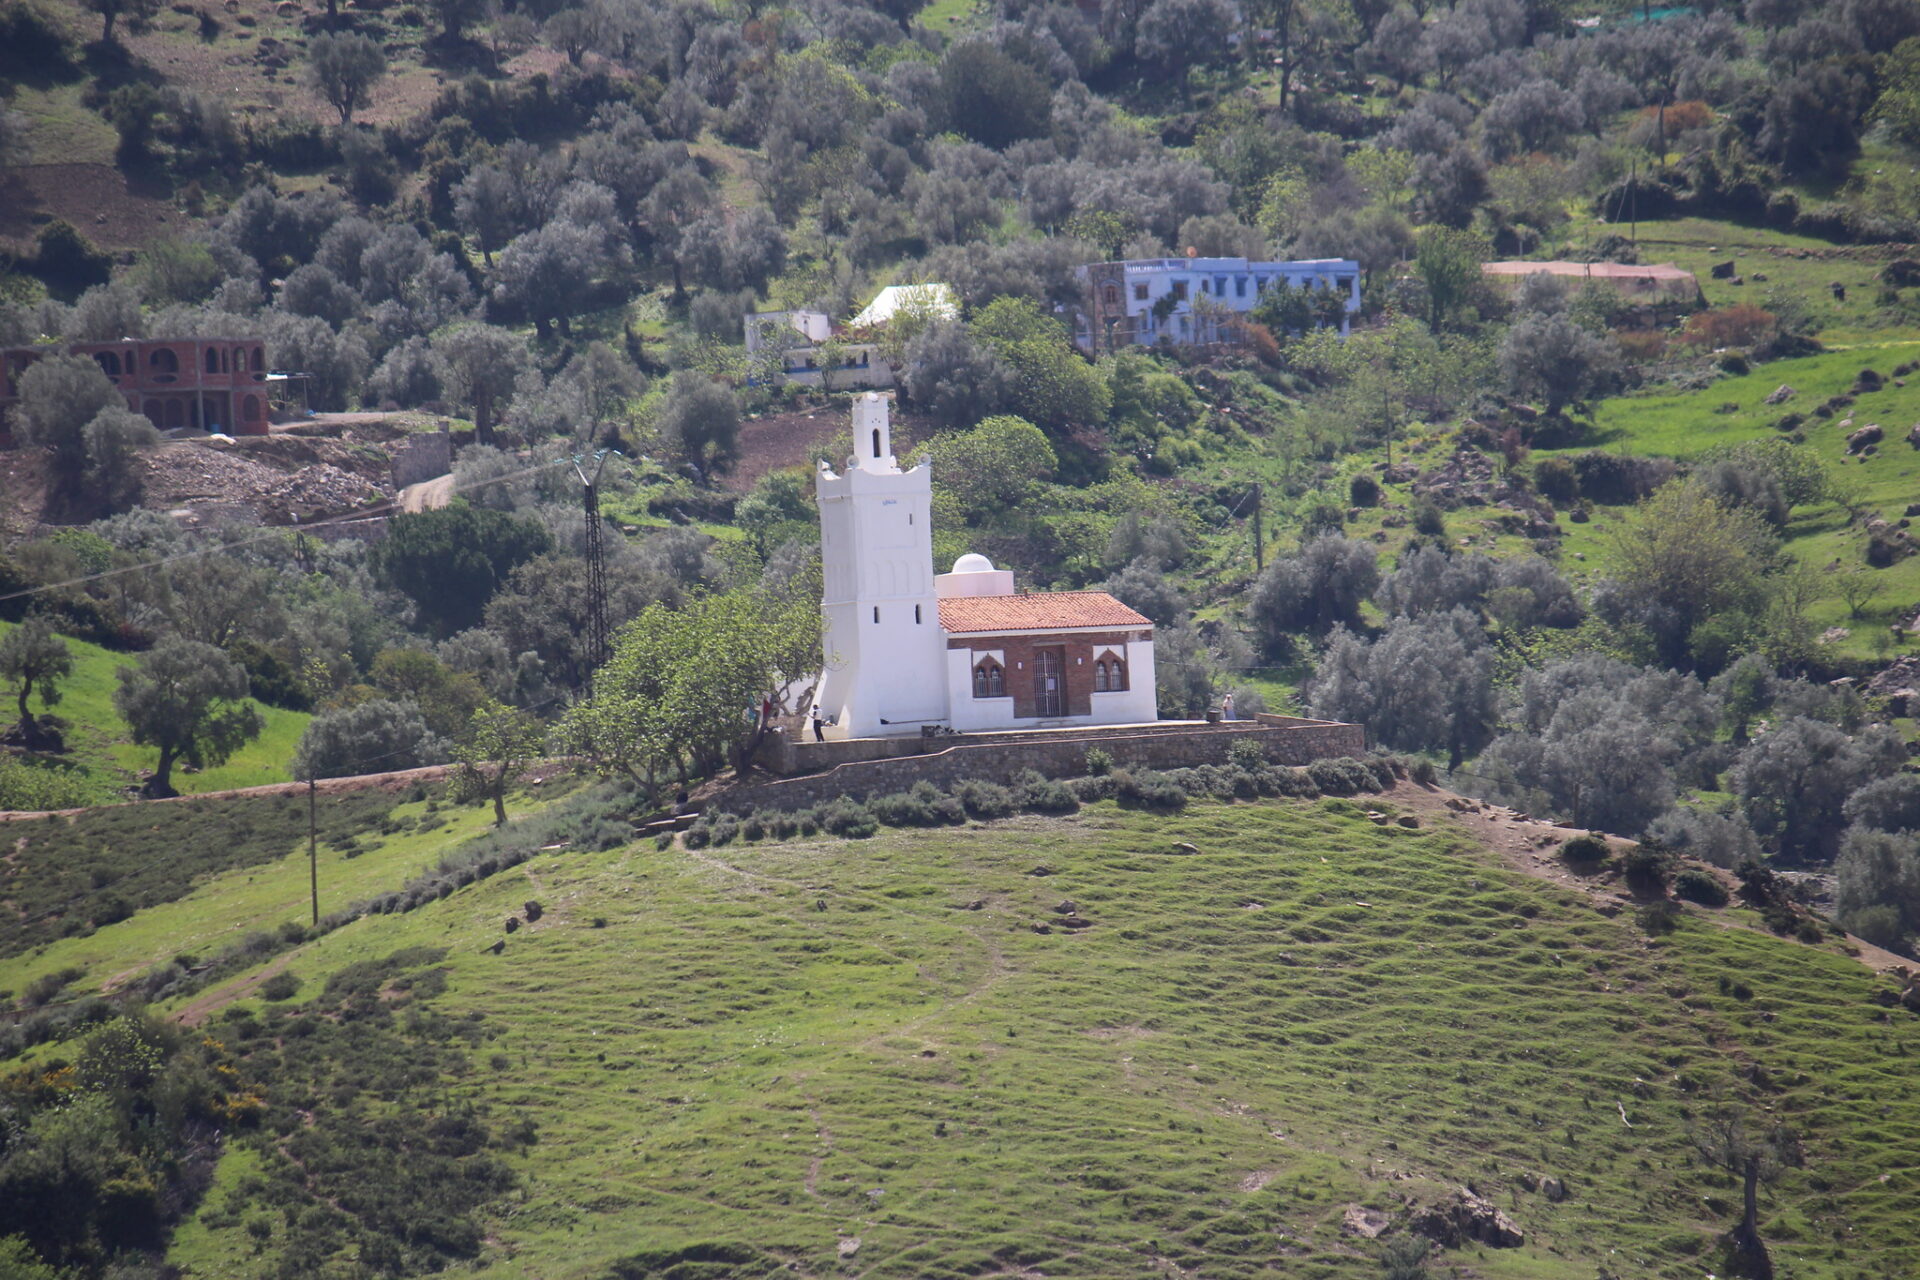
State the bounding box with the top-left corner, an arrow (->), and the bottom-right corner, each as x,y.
871,790 -> 938,827
1639,899 -> 1683,936
1621,843 -> 1672,894
1016,770 -> 1080,814
1559,834 -> 1609,867
1406,757 -> 1438,786
1112,769 -> 1188,811
1363,756 -> 1397,790
1411,499 -> 1446,537
953,779 -> 1015,819
1227,738 -> 1269,771
1349,472 -> 1381,507
259,971 -> 301,1001
1083,746 -> 1115,775
1533,455 -> 1579,504
819,796 -> 877,838
1307,757 -> 1377,796
1673,868 -> 1730,907
1272,767 -> 1319,797
1068,774 -> 1115,803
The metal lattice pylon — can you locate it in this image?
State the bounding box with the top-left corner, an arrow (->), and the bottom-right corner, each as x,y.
572,449 -> 619,682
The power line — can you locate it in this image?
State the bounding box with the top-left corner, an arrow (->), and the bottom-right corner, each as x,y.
0,456 -> 562,607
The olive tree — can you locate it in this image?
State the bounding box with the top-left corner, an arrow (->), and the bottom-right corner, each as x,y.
0,615 -> 72,745
113,636 -> 263,798
291,698 -> 447,781
303,32 -> 388,127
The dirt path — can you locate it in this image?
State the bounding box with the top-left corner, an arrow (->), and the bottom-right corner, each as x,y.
0,764 -> 459,824
1390,781 -> 1914,976
176,951 -> 297,1027
399,473 -> 456,513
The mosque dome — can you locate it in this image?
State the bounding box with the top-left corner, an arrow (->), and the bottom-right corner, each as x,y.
951,553 -> 996,574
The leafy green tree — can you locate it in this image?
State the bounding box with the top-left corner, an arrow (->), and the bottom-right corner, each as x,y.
561,589 -> 820,798
369,647 -> 488,738
1412,225 -> 1488,332
969,297 -> 1110,434
0,615 -> 71,742
113,636 -> 263,797
1600,480 -> 1781,670
14,353 -> 120,503
910,415 -> 1058,528
291,698 -> 447,780
303,32 -> 387,127
1498,311 -> 1622,417
372,503 -> 552,637
1732,717 -> 1904,862
83,0 -> 158,43
430,0 -> 488,40
1309,610 -> 1496,770
936,41 -> 1051,149
435,323 -> 529,446
1872,35 -> 1920,147
1248,534 -> 1378,650
83,405 -> 159,513
657,371 -> 741,482
456,698 -> 545,825
735,470 -> 815,558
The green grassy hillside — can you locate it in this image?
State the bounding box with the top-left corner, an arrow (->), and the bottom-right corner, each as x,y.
0,618 -> 308,805
11,788 -> 1912,1279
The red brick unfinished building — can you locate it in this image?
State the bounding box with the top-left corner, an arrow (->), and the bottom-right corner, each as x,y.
0,337 -> 271,446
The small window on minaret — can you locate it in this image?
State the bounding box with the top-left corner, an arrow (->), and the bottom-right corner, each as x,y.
872,606 -> 879,623
914,605 -> 922,624
872,428 -> 882,457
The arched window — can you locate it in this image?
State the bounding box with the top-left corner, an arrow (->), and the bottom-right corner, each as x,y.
1094,661 -> 1109,693
973,660 -> 1004,698
251,347 -> 264,372
93,352 -> 121,377
871,428 -> 882,458
205,346 -> 219,373
1109,658 -> 1126,690
1103,285 -> 1120,307
151,348 -> 178,374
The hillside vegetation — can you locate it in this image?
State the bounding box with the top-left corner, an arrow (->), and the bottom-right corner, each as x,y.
4,788 -> 1918,1278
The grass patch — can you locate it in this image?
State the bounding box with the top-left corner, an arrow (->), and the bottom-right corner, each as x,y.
0,618 -> 309,799
24,794 -> 1906,1279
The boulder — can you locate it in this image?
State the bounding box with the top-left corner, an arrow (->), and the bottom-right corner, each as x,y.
1710,260 -> 1736,279
1763,384 -> 1796,405
1847,424 -> 1884,454
1411,1189 -> 1524,1248
1341,1205 -> 1392,1239
1542,1177 -> 1569,1203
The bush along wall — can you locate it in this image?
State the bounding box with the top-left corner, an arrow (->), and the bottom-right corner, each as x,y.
683,756 -> 1403,849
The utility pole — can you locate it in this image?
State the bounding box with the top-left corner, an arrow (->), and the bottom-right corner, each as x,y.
1251,483 -> 1264,574
1629,157 -> 1638,248
308,776 -> 318,927
572,449 -> 620,683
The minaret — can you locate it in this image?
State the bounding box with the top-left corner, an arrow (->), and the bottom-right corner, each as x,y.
812,394 -> 946,739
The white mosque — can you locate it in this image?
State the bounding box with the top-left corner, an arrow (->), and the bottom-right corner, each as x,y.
810,395 -> 1159,741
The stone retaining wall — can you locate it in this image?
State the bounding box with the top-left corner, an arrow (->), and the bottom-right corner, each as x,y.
714,720 -> 1366,814
763,717 -> 1278,776
391,430 -> 452,488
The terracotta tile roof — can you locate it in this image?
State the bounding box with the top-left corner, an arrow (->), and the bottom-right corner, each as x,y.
939,591 -> 1151,634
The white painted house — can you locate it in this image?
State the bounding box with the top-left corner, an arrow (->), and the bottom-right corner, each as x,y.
811,395 -> 1158,740
1073,255 -> 1362,352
